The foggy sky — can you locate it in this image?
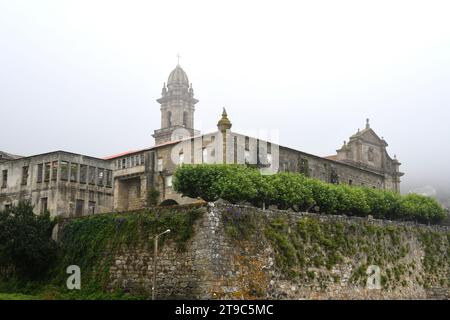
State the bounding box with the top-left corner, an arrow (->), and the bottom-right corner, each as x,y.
1,0 -> 450,194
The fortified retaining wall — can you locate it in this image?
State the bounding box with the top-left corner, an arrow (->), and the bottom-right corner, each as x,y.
61,203 -> 449,300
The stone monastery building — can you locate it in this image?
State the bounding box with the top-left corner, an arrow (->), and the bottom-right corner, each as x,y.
0,64 -> 404,217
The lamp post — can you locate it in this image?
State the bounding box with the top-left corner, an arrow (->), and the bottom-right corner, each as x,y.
152,229 -> 170,300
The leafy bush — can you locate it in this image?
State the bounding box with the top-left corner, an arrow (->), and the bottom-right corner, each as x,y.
304,179 -> 338,214
398,194 -> 447,224
266,173 -> 314,211
173,164 -> 447,224
0,201 -> 57,281
173,164 -> 228,201
334,185 -> 370,217
361,188 -> 401,219
146,187 -> 160,207
214,165 -> 258,204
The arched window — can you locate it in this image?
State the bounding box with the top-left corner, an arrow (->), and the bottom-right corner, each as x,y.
167,111 -> 172,127
183,111 -> 188,127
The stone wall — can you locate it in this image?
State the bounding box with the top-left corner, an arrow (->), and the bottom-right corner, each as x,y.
279,146 -> 386,189
97,203 -> 449,300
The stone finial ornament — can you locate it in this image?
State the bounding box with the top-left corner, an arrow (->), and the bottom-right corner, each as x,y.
217,108 -> 232,132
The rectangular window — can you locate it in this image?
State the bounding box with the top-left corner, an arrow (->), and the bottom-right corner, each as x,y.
244,150 -> 250,164
75,199 -> 84,216
136,183 -> 141,197
122,158 -> 126,169
116,159 -> 120,169
179,152 -> 184,164
97,168 -> 104,186
80,165 -> 87,184
131,156 -> 135,167
44,162 -> 51,182
88,166 -> 96,185
166,175 -> 173,187
106,170 -> 112,188
140,154 -> 144,165
1,170 -> 7,188
202,148 -> 208,163
267,154 -> 272,166
89,190 -> 95,201
98,192 -> 104,206
51,161 -> 58,181
88,201 -> 96,214
245,136 -> 250,150
70,163 -> 78,182
40,197 -> 48,214
37,164 -> 43,183
60,161 -> 69,181
157,158 -> 163,172
21,166 -> 29,185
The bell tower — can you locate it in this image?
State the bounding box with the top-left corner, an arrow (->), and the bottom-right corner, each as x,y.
153,63 -> 199,145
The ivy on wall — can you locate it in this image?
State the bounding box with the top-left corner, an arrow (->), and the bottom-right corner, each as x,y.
54,206 -> 204,296
221,207 -> 450,291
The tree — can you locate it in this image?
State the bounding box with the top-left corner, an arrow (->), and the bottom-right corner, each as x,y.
0,201 -> 57,280
147,187 -> 160,207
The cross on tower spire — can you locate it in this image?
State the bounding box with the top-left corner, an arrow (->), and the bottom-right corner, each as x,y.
177,53 -> 181,66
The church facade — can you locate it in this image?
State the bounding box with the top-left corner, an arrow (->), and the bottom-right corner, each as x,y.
0,64 -> 404,217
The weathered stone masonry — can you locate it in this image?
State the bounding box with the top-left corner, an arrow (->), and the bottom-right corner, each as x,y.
99,203 -> 449,300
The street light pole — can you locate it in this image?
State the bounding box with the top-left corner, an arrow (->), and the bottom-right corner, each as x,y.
152,229 -> 170,300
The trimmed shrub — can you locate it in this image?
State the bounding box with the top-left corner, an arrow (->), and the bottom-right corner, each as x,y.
398,194 -> 447,224
173,164 -> 447,224
173,164 -> 226,201
361,188 -> 401,220
267,173 -> 314,211
304,178 -> 338,214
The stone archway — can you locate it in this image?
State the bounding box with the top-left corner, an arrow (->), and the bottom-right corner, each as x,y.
159,199 -> 179,207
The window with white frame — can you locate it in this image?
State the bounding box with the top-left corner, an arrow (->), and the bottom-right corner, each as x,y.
166,175 -> 173,187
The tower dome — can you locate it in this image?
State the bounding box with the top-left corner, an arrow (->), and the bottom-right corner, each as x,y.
167,65 -> 189,87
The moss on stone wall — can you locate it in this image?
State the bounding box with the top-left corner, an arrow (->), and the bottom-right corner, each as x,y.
55,206 -> 204,295
221,207 -> 449,292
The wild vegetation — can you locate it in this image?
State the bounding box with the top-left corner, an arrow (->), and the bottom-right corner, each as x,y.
221,206 -> 450,290
0,202 -> 203,299
174,164 -> 448,224
0,202 -> 57,282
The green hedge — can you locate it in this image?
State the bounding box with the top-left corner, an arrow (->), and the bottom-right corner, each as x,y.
173,164 -> 447,224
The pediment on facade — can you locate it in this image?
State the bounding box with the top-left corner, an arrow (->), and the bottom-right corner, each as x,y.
350,128 -> 388,147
